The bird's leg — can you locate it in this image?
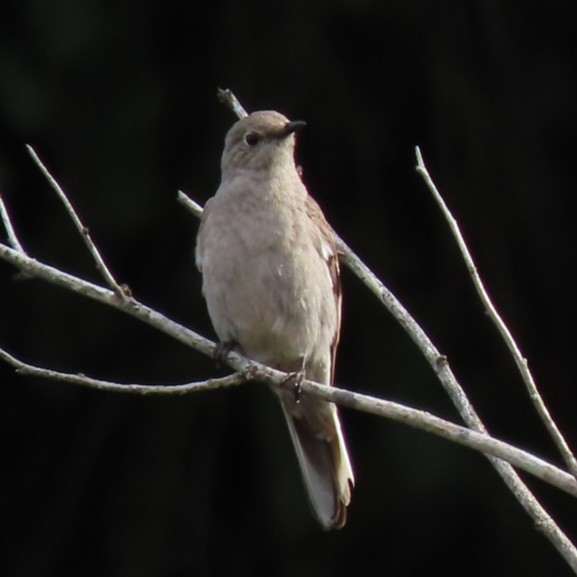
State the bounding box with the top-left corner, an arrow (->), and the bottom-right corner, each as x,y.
282,355 -> 307,404
214,340 -> 237,369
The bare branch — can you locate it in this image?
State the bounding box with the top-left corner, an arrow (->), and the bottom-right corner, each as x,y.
287,374 -> 577,499
0,192 -> 26,253
415,146 -> 577,478
26,145 -> 128,299
2,337 -> 576,499
0,346 -> 246,394
0,241 -> 216,359
177,191 -> 204,219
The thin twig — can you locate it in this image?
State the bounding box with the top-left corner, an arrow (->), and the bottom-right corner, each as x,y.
415,146 -> 577,479
0,192 -> 26,253
1,322 -> 576,498
0,347 -> 246,394
177,191 -> 204,219
216,88 -> 249,119
26,145 -> 128,299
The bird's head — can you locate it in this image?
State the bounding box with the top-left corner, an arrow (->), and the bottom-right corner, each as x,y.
221,110 -> 306,175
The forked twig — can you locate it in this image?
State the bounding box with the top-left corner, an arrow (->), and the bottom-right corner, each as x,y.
415,146 -> 577,478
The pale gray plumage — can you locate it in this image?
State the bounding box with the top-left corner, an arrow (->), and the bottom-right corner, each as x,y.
196,110 -> 354,529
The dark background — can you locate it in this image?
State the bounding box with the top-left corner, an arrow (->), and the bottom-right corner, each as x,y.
1,1 -> 576,575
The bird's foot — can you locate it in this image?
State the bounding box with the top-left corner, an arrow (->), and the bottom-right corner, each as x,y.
282,369 -> 306,404
214,340 -> 237,369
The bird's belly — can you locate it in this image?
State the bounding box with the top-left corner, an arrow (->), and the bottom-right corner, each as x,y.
202,243 -> 334,372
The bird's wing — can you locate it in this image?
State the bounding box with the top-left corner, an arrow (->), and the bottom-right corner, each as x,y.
305,194 -> 341,386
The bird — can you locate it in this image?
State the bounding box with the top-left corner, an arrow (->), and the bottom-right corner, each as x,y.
195,110 -> 354,529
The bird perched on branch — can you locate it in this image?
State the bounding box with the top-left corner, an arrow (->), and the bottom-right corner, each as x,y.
196,110 -> 354,529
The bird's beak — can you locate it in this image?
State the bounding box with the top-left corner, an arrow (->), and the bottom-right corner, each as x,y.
281,120 -> 307,137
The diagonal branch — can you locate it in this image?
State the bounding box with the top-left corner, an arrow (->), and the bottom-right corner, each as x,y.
177,191 -> 203,218
26,145 -> 128,298
0,241 -> 216,359
415,146 -> 577,479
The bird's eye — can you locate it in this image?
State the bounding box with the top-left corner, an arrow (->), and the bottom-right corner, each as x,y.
245,133 -> 259,146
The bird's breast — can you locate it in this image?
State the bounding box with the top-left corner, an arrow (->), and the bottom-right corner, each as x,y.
199,192 -> 336,369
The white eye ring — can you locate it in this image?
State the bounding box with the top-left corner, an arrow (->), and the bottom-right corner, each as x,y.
245,133 -> 259,146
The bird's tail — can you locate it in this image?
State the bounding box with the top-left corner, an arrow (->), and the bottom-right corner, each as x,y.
281,398 -> 354,530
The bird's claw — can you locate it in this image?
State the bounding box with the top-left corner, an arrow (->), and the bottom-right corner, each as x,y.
283,369 -> 306,404
214,340 -> 236,369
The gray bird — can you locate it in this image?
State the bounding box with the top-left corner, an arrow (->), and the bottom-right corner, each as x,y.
196,110 -> 354,529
